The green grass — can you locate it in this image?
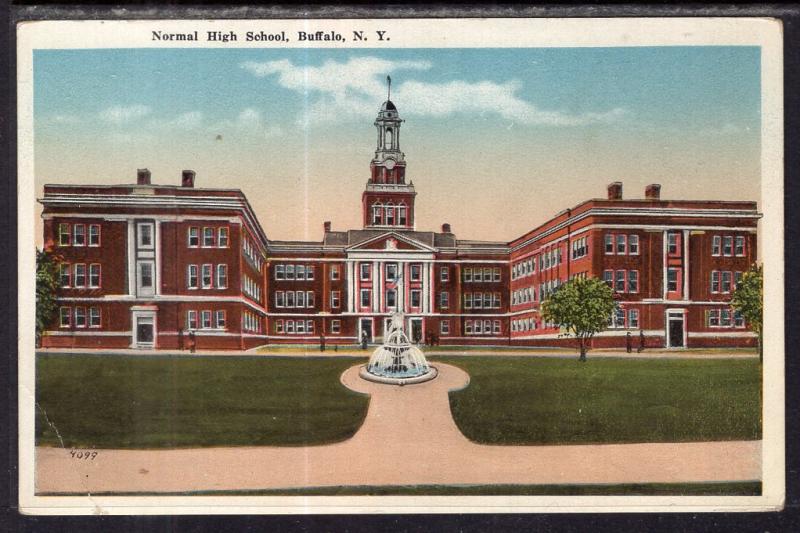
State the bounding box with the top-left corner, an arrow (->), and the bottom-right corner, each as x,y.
434,356 -> 762,445
38,481 -> 761,497
36,354 -> 369,449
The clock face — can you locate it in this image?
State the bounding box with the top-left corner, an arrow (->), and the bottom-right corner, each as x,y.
384,159 -> 396,170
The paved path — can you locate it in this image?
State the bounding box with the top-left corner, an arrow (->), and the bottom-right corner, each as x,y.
35,363 -> 760,494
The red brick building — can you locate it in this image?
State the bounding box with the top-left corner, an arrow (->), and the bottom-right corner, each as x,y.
39,97 -> 760,350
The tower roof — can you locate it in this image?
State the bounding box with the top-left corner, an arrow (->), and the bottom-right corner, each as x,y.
381,100 -> 397,111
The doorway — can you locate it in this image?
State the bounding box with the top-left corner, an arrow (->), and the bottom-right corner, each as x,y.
132,311 -> 156,349
359,318 -> 373,344
666,311 -> 685,348
409,317 -> 423,344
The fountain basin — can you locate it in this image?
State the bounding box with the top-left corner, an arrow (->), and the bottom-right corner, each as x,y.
359,365 -> 438,386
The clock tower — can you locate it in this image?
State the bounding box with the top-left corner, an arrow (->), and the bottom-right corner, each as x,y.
362,76 -> 416,229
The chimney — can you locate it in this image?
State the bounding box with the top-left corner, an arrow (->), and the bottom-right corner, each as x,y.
607,181 -> 622,200
181,170 -> 196,188
137,168 -> 151,185
441,223 -> 452,233
645,183 -> 661,200
323,221 -> 331,233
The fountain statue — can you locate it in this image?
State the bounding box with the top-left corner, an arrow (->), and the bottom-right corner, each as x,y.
359,312 -> 438,385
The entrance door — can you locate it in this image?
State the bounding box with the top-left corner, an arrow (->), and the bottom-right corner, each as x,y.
667,315 -> 684,348
359,318 -> 373,344
134,315 -> 155,348
409,318 -> 423,344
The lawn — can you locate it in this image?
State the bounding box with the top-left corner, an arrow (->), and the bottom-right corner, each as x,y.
36,354 -> 369,449
434,356 -> 762,445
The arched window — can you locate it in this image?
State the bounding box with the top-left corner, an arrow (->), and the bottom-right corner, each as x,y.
397,204 -> 407,226
372,203 -> 383,225
385,128 -> 393,148
385,202 -> 395,226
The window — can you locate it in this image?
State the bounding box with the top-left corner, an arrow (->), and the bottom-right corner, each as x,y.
735,236 -> 745,256
711,270 -> 720,293
331,291 -> 340,308
285,265 -> 295,280
73,224 -> 86,246
203,227 -> 215,247
464,293 -> 472,309
473,292 -> 482,309
331,320 -> 341,334
59,307 -> 71,327
201,310 -> 212,329
603,270 -> 613,287
286,321 -> 295,334
720,309 -> 732,327
187,310 -> 198,329
89,307 -> 101,327
296,291 -> 305,308
89,225 -> 101,246
493,293 -> 501,308
360,289 -> 371,308
275,265 -> 285,280
494,267 -> 501,282
275,291 -> 285,307
187,265 -> 198,289
667,232 -> 678,255
138,223 -> 154,248
372,205 -> 382,225
493,320 -> 501,334
385,263 -> 397,281
707,309 -> 720,327
616,234 -> 626,254
410,290 -> 421,308
286,291 -> 295,307
628,309 -> 639,328
474,268 -> 483,282
330,265 -> 340,280
307,320 -> 315,334
484,293 -> 492,308
188,227 -> 200,247
215,310 -> 226,329
201,264 -> 213,288
307,266 -> 315,280
296,265 -> 306,281
474,321 -> 482,334
360,263 -> 371,281
386,289 -> 397,309
605,234 -> 614,254
721,271 -> 732,293
218,227 -> 229,248
734,310 -> 745,328
216,264 -> 228,289
440,267 -> 449,282
275,320 -> 285,334
398,206 -> 407,226
628,270 -> 638,293
440,292 -> 449,308
712,235 -> 721,256
385,204 -> 395,225
59,264 -> 71,288
615,308 -> 625,328
465,321 -> 473,334
296,321 -> 305,334
58,223 -> 71,246
89,264 -> 101,288
410,264 -> 421,281
74,264 -> 86,288
723,236 -> 733,256
628,235 -> 639,255
306,291 -> 315,308
667,268 -> 679,292
615,270 -> 625,292
440,321 -> 450,335
464,268 -> 472,282
74,307 -> 86,328
481,268 -> 490,281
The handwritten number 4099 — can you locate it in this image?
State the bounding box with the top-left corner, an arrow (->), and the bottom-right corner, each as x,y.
70,450 -> 98,460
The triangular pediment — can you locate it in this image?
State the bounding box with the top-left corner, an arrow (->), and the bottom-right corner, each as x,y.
346,231 -> 436,252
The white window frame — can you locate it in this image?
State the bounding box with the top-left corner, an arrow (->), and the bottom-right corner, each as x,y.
712,235 -> 721,256
440,267 -> 449,282
331,290 -> 340,308
216,264 -> 228,289
216,310 -> 226,329
440,320 -> 450,335
275,291 -> 285,308
88,224 -> 101,247
331,320 -> 341,334
74,263 -> 86,288
202,227 -> 215,248
275,265 -> 285,280
73,224 -> 86,247
201,310 -> 212,329
360,289 -> 371,308
89,307 -> 101,328
201,264 -> 213,289
218,227 -> 229,248
137,222 -> 155,249
89,264 -> 101,288
187,310 -> 198,330
188,227 -> 199,247
628,234 -> 639,255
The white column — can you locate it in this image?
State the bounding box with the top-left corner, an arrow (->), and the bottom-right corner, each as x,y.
127,220 -> 135,296
683,229 -> 690,300
377,261 -> 383,312
154,221 -> 162,296
347,261 -> 355,312
428,261 -> 435,313
372,261 -> 379,312
421,262 -> 429,314
662,231 -> 668,299
397,263 -> 405,312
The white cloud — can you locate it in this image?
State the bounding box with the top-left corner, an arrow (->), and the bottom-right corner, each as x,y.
99,104 -> 152,124
242,56 -> 627,127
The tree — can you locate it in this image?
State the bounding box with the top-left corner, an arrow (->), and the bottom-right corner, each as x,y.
36,249 -> 61,348
541,276 -> 617,362
731,264 -> 763,361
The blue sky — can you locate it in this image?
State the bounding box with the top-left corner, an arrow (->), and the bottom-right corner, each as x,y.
34,47 -> 761,241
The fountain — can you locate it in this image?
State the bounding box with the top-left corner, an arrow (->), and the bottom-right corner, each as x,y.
360,312 -> 438,385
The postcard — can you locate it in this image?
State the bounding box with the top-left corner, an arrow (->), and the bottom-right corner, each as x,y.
17,17 -> 785,514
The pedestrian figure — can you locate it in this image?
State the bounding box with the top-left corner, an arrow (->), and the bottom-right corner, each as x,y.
188,330 -> 196,354
638,330 -> 645,353
626,331 -> 632,353
360,329 -> 368,350
320,334 -> 326,352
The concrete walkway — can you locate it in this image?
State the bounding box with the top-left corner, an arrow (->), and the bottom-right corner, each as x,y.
35,363 -> 760,494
